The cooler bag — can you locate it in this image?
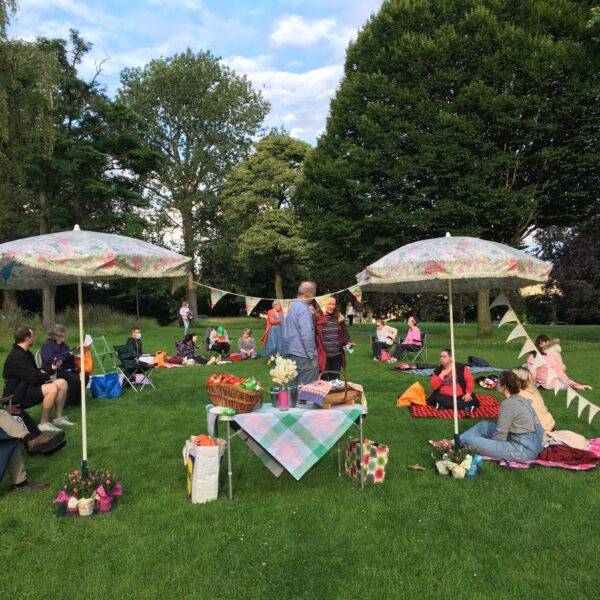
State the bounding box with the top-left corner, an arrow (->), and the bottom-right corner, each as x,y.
344,438 -> 389,484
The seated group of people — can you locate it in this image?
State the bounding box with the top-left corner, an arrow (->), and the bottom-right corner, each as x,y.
1,325 -> 78,492
173,326 -> 259,363
372,316 -> 423,362
427,332 -> 592,463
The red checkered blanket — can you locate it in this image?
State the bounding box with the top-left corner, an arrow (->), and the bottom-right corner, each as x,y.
409,394 -> 500,419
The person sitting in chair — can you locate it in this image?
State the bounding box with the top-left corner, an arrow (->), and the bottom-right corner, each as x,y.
428,348 -> 479,412
209,326 -> 230,356
238,329 -> 258,359
125,327 -> 143,358
390,316 -> 422,361
371,319 -> 397,360
176,333 -> 207,364
40,324 -> 87,408
3,327 -> 74,432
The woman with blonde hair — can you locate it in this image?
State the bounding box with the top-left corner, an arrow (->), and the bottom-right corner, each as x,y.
512,367 -> 588,450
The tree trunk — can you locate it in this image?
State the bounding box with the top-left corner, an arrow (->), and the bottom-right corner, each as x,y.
3,290 -> 18,311
274,271 -> 283,300
477,289 -> 493,337
181,210 -> 198,315
39,190 -> 56,327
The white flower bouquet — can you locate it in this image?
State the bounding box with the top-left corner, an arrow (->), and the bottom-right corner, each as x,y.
269,356 -> 298,387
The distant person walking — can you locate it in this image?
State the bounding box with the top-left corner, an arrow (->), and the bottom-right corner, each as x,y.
354,301 -> 364,325
282,281 -> 319,387
345,302 -> 354,327
179,301 -> 192,336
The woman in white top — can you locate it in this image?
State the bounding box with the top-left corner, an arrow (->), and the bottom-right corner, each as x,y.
179,301 -> 192,336
345,302 -> 355,327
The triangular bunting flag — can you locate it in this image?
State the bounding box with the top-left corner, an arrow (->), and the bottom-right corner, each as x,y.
349,285 -> 362,303
506,324 -> 527,343
554,379 -> 563,395
245,296 -> 262,316
316,294 -> 331,313
577,395 -> 588,418
210,288 -> 228,309
588,404 -> 600,424
518,339 -> 537,358
498,309 -> 518,327
566,387 -> 577,408
533,353 -> 547,368
546,367 -> 557,385
170,276 -> 187,295
281,299 -> 294,316
490,292 -> 509,309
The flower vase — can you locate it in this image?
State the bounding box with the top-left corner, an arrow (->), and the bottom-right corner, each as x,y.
95,495 -> 113,513
278,385 -> 289,411
78,497 -> 95,517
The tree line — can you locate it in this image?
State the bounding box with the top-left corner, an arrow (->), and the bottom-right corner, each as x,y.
1,0 -> 598,328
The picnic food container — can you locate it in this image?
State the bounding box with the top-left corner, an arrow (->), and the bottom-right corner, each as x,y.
317,372 -> 361,408
206,383 -> 263,413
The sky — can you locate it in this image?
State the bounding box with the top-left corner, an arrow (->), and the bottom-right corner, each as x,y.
8,0 -> 385,144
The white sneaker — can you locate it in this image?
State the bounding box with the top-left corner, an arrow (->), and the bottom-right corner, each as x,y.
53,416 -> 76,427
39,422 -> 61,433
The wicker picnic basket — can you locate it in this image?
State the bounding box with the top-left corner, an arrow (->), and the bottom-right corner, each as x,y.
318,371 -> 361,408
206,383 -> 263,413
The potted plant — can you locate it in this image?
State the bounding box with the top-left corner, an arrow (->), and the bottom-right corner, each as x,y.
269,356 -> 298,411
431,443 -> 483,479
93,468 -> 123,512
54,469 -> 99,516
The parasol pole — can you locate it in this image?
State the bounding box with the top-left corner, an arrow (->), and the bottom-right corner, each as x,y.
77,275 -> 88,478
448,278 -> 460,448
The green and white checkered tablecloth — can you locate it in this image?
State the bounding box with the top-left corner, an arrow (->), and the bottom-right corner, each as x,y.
234,404 -> 366,480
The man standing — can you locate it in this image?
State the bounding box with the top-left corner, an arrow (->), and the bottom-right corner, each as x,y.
3,327 -> 72,432
282,281 -> 319,386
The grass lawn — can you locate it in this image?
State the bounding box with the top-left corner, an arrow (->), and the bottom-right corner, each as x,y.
1,318 -> 599,599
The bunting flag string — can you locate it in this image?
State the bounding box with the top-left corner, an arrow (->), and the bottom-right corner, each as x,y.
493,292 -> 599,425
193,280 -> 362,314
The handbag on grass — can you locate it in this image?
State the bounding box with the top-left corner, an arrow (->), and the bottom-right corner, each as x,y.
90,373 -> 121,399
344,438 -> 389,484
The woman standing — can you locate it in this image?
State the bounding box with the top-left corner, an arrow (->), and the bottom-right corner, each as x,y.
261,301 -> 283,357
460,371 -> 544,462
345,302 -> 354,327
179,301 -> 192,336
315,297 -> 352,380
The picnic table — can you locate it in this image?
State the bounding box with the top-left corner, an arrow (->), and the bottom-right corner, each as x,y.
209,403 -> 367,500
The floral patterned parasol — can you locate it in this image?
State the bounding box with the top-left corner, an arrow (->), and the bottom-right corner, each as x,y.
0,227 -> 191,289
356,235 -> 551,293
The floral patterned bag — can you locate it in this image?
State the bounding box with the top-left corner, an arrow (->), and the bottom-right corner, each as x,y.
344,438 -> 389,484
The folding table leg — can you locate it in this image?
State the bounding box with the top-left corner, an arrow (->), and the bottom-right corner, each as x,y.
359,414 -> 364,491
227,421 -> 233,501
337,440 -> 341,476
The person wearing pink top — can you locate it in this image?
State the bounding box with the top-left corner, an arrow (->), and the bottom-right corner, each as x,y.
391,316 -> 422,360
527,334 -> 592,391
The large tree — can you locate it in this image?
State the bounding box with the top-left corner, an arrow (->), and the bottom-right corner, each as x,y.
218,133 -> 313,299
297,0 -> 600,333
118,50 -> 270,313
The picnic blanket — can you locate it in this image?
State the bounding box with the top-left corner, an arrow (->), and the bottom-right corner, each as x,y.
394,366 -> 506,376
493,437 -> 600,471
410,394 -> 500,419
234,405 -> 366,480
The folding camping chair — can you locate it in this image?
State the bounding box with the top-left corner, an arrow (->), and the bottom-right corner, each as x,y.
91,336 -> 116,374
114,345 -> 156,393
396,331 -> 428,364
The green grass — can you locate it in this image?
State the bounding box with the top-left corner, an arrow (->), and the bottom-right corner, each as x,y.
1,319 -> 600,599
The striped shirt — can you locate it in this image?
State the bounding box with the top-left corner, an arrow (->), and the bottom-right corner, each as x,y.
322,316 -> 340,357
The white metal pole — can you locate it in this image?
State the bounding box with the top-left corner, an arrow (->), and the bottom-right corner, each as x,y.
77,276 -> 88,475
448,279 -> 460,444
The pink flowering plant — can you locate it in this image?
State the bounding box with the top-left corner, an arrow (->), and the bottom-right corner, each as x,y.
93,468 -> 120,495
60,469 -> 98,500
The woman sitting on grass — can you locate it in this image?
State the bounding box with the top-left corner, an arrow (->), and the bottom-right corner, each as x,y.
238,329 -> 258,360
460,370 -> 544,462
527,334 -> 592,391
176,333 -> 207,364
428,349 -> 479,412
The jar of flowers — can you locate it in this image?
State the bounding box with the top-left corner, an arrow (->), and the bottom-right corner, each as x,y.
269,356 -> 298,411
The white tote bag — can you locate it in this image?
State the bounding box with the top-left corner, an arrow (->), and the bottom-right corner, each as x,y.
183,436 -> 225,504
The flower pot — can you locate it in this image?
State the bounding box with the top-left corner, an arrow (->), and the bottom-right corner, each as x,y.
95,495 -> 113,513
278,387 -> 289,411
78,497 -> 95,517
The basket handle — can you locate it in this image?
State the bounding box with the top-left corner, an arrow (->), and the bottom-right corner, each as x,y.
318,370 -> 347,403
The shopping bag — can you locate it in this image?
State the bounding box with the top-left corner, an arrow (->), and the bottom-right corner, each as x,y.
90,373 -> 122,398
154,351 -> 166,368
344,438 -> 389,484
396,381 -> 426,407
182,436 -> 226,504
380,349 -> 391,361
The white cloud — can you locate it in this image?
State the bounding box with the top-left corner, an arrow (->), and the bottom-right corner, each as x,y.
225,54 -> 343,143
270,15 -> 337,47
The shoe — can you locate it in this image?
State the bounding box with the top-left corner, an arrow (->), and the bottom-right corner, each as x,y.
38,422 -> 61,433
10,480 -> 49,492
25,431 -> 66,454
372,357 -> 379,361
388,358 -> 398,363
53,416 -> 76,426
